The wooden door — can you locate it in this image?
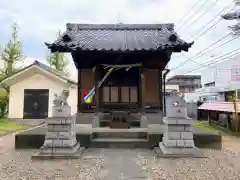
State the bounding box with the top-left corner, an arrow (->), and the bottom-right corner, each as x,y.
23,89 -> 49,119
100,67 -> 139,109
143,69 -> 161,108
101,86 -> 138,103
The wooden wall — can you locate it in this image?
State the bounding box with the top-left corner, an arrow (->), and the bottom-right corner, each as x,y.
78,68 -> 163,111
78,69 -> 95,110
142,69 -> 162,108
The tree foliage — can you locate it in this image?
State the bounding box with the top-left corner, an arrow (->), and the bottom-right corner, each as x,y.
0,23 -> 24,118
46,31 -> 69,74
221,9 -> 240,35
0,23 -> 24,78
229,94 -> 240,132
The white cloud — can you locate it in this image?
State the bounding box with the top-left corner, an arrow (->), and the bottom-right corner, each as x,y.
0,0 -> 239,79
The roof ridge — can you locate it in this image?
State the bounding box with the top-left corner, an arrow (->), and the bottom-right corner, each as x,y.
34,60 -> 66,75
0,60 -> 77,85
32,60 -> 77,84
46,23 -> 193,53
66,23 -> 174,31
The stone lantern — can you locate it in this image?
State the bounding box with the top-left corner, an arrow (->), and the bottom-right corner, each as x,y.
155,92 -> 203,157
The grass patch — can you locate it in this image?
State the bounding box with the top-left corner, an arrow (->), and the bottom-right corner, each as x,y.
0,130 -> 6,136
193,121 -> 222,132
193,121 -> 236,137
209,123 -> 240,137
0,119 -> 32,136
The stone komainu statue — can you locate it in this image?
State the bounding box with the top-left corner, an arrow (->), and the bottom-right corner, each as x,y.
53,89 -> 69,106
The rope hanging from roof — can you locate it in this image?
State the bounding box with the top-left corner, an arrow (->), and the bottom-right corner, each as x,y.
83,63 -> 142,104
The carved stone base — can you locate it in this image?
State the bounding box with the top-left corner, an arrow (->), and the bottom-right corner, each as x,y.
52,105 -> 71,117
32,143 -> 85,160
140,115 -> 148,128
154,142 -> 205,158
92,115 -> 100,128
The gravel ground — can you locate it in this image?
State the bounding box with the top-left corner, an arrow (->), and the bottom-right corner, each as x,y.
0,134 -> 104,180
137,136 -> 240,180
1,134 -> 240,180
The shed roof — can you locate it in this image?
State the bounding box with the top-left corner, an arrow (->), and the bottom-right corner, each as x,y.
198,101 -> 240,113
46,23 -> 193,53
0,61 -> 77,85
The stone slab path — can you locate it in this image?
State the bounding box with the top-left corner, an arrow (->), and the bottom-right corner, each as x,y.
82,148 -> 153,180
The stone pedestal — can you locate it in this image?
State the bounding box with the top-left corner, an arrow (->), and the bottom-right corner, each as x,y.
92,115 -> 100,128
32,105 -> 84,160
52,105 -> 71,117
155,94 -> 204,158
140,115 -> 148,128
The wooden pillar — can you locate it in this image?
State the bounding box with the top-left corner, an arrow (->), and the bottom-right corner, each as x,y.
77,69 -> 82,112
158,69 -> 162,110
162,69 -> 170,116
138,68 -> 142,111
140,68 -> 146,113
95,65 -> 100,113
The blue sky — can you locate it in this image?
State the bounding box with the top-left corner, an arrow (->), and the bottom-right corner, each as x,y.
0,0 -> 239,80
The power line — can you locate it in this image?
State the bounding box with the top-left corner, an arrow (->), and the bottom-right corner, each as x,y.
176,33 -> 240,69
192,4 -> 235,40
180,47 -> 240,74
171,33 -> 231,71
186,0 -> 220,29
170,3 -> 236,71
181,51 -> 240,74
186,35 -> 240,63
191,2 -> 234,38
194,18 -> 222,41
177,0 -> 211,31
176,0 -> 204,25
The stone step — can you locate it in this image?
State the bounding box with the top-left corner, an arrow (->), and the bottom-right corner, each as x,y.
92,131 -> 148,139
91,138 -> 149,148
103,113 -> 139,121
100,120 -> 140,127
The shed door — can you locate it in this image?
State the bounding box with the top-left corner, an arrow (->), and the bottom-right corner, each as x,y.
23,89 -> 49,119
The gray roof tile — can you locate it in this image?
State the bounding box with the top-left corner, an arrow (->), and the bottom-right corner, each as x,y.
0,61 -> 77,85
33,61 -> 77,84
46,23 -> 193,52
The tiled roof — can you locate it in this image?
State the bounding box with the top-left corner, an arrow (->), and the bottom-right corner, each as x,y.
198,101 -> 240,113
46,23 -> 193,53
33,61 -> 77,84
0,61 -> 77,85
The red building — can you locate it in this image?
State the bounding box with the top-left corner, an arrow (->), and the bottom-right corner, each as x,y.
167,75 -> 201,93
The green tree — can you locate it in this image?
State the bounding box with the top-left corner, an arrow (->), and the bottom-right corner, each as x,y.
229,94 -> 240,132
0,23 -> 24,79
0,23 -> 24,118
221,2 -> 240,35
46,31 -> 69,74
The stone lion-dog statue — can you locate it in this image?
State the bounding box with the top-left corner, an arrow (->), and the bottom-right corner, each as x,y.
53,89 -> 69,106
